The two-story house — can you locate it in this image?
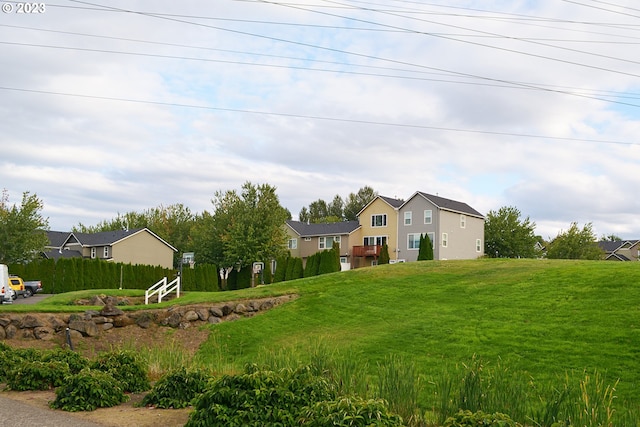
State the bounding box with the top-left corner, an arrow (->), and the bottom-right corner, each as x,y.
285,220 -> 361,271
351,196 -> 404,267
44,228 -> 177,269
398,191 -> 484,261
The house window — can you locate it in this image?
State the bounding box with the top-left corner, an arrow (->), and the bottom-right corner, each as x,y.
364,236 -> 387,246
371,214 -> 387,227
442,233 -> 448,248
408,234 -> 421,250
319,236 -> 340,249
340,257 -> 347,264
288,238 -> 297,250
424,210 -> 432,224
90,247 -> 96,259
104,246 -> 110,258
304,237 -> 311,242
427,232 -> 435,247
404,211 -> 412,226
460,215 -> 466,228
476,239 -> 482,253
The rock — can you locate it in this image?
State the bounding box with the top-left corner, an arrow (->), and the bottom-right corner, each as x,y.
166,312 -> 182,328
178,322 -> 191,330
100,304 -> 124,317
102,323 -> 114,331
0,327 -> 5,340
69,320 -> 100,337
21,329 -> 35,339
34,327 -> 55,341
208,316 -> 221,324
89,295 -> 105,306
0,317 -> 11,327
221,304 -> 234,316
20,315 -> 43,329
183,310 -> 199,322
68,329 -> 83,341
260,300 -> 274,311
112,315 -> 135,328
234,303 -> 247,314
210,307 -> 223,318
136,315 -> 153,329
92,316 -> 109,324
226,313 -> 241,322
196,309 -> 209,321
246,301 -> 259,312
5,324 -> 17,339
104,296 -> 119,306
48,316 -> 67,332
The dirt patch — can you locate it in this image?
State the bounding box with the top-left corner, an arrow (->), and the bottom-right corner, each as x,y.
2,318 -> 212,426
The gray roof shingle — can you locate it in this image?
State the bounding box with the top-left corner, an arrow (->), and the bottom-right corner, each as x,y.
286,220 -> 360,237
413,191 -> 484,218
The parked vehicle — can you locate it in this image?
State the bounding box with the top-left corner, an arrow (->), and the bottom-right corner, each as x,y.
0,265 -> 14,304
23,280 -> 43,297
8,275 -> 27,299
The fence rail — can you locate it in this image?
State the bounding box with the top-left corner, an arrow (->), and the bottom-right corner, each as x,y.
145,276 -> 180,305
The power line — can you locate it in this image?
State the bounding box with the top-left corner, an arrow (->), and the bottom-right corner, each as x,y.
1,85 -> 636,147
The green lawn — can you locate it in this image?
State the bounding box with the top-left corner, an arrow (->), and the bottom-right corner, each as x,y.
194,259 -> 640,407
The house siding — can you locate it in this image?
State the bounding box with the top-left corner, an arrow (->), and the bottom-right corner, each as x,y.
357,197 -> 400,263
399,197 -> 439,261
112,231 -> 174,269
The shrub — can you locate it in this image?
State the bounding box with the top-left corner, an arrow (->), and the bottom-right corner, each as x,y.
41,348 -> 90,374
90,350 -> 150,393
443,409 -> 520,427
141,367 -> 211,409
6,361 -> 70,391
186,364 -> 337,427
50,369 -> 128,412
300,397 -> 404,426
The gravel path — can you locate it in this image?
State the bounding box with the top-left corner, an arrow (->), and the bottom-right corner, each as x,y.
0,396 -> 105,427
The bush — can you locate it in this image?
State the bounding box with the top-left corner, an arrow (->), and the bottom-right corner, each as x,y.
443,409 -> 520,427
186,364 -> 337,427
42,348 -> 90,374
90,350 -> 150,393
141,367 -> 211,409
300,397 -> 404,426
50,369 -> 128,412
7,361 -> 70,391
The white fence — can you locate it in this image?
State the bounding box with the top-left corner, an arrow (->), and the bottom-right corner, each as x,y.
145,276 -> 180,305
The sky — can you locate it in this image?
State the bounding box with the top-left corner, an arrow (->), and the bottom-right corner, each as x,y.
1,0 -> 640,240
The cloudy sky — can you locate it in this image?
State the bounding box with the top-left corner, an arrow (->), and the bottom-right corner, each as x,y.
2,0 -> 639,240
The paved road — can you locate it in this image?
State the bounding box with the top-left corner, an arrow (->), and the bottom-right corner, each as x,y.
8,293 -> 51,305
0,396 -> 105,427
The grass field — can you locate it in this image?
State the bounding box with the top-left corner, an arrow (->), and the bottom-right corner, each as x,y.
192,259 -> 640,423
6,258 -> 640,424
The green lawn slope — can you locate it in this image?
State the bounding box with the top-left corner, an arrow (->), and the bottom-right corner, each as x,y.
196,259 -> 640,405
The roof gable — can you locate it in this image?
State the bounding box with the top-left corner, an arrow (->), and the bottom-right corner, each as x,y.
404,191 -> 484,218
356,195 -> 403,218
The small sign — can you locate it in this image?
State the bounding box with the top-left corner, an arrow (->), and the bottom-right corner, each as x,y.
252,262 -> 264,274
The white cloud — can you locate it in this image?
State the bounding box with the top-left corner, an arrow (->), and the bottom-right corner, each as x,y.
1,0 -> 639,240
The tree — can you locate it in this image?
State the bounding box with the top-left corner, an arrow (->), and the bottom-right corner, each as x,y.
417,234 -> 434,261
546,222 -> 603,260
343,186 -> 377,221
379,243 -> 390,264
484,206 -> 538,258
0,190 -> 49,264
600,233 -> 622,242
196,182 -> 291,273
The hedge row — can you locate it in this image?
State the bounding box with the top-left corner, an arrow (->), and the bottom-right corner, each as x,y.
7,258 -> 219,294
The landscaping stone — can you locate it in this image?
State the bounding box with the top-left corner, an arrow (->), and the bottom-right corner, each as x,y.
69,319 -> 100,337
20,315 -> 43,329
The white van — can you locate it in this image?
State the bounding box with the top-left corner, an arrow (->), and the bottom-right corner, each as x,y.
0,264 -> 14,304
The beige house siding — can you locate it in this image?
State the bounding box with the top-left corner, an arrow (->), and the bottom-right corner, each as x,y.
111,231 -> 175,269
438,211 -> 484,260
357,197 -> 400,264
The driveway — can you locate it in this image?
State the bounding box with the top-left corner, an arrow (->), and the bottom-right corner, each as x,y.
8,293 -> 51,305
0,396 -> 105,427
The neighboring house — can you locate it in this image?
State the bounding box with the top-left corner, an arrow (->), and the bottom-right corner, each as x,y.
285,220 -> 361,271
598,240 -> 640,261
43,228 -> 177,269
398,192 -> 484,261
352,195 -> 404,267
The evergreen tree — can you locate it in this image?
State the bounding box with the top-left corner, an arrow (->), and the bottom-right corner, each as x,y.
417,234 -> 434,261
379,243 -> 390,264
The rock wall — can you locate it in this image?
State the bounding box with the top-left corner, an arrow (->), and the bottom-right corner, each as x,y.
0,295 -> 297,342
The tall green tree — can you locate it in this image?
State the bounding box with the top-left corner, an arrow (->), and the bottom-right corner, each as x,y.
485,206 -> 538,258
546,222 -> 603,260
343,186 -> 377,221
417,234 -> 434,261
0,190 -> 49,264
194,182 -> 290,273
299,186 -> 377,223
379,243 -> 390,264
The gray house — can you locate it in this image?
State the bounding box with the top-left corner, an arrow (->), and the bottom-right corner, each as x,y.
398,191 -> 484,261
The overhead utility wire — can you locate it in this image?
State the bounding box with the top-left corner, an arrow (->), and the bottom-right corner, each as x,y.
4,40 -> 640,107
1,85 -> 635,147
5,23 -> 639,102
308,0 -> 640,70
68,0 -> 640,107
561,0 -> 640,19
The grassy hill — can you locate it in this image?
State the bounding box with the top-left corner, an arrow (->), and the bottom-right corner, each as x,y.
193,258 -> 640,423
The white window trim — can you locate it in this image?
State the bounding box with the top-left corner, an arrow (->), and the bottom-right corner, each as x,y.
442,233 -> 448,248
90,247 -> 96,259
476,239 -> 482,253
371,214 -> 387,228
404,211 -> 412,226
424,210 -> 432,224
460,214 -> 466,229
103,246 -> 110,258
319,236 -> 341,250
407,233 -> 420,250
288,238 -> 297,250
